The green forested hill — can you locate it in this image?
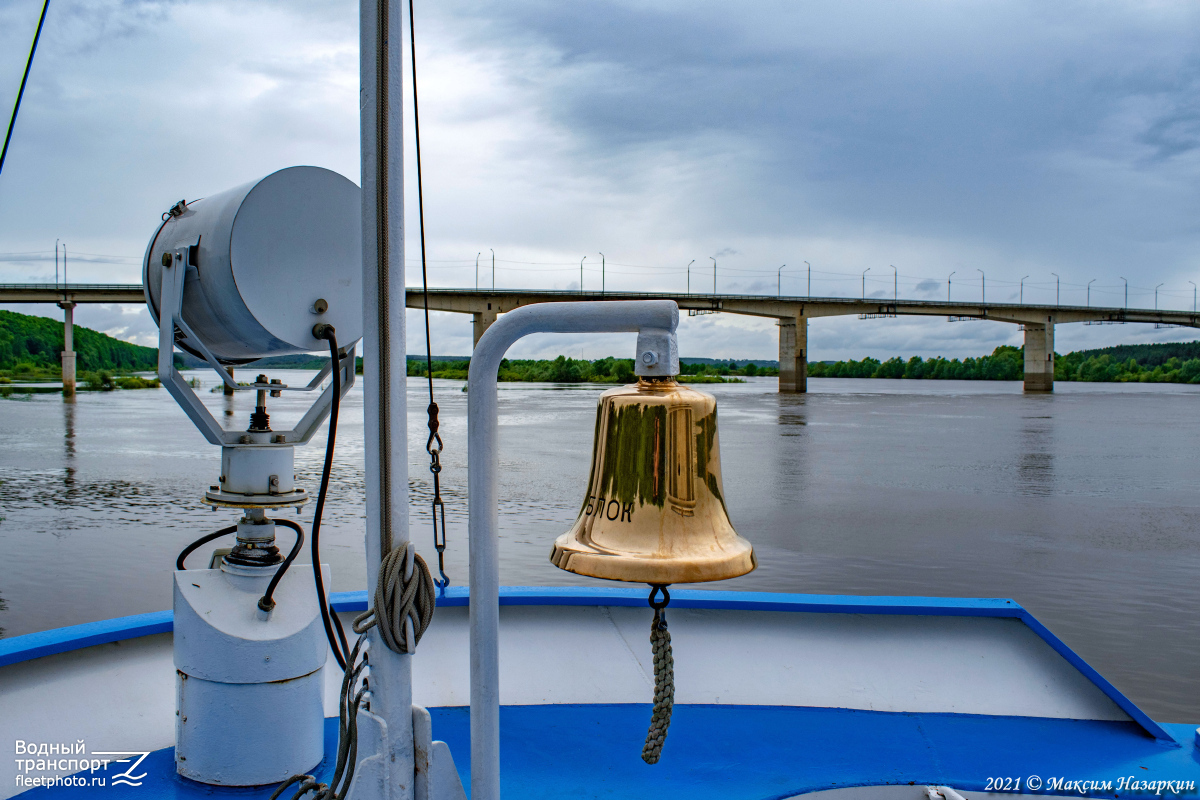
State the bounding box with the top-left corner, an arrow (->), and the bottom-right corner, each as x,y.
1065,340 -> 1200,368
0,310 -> 158,373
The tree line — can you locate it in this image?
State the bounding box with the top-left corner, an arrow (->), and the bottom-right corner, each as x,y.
404,356 -> 771,383
8,307 -> 1200,386
810,345 -> 1200,384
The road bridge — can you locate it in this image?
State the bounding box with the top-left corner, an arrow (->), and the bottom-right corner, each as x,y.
4,283 -> 1197,393
409,288 -> 1200,393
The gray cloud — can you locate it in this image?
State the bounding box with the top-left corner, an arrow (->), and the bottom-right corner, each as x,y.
3,0 -> 1200,360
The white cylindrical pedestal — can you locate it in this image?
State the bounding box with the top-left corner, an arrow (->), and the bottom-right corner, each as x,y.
173,563 -> 328,786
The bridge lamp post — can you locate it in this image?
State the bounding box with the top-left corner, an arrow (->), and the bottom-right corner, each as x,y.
1051,273 -> 1059,306
1190,281 -> 1196,313
710,256 -> 717,295
55,238 -> 59,285
1088,279 -> 1095,307
1120,276 -> 1127,309
687,259 -> 694,295
805,261 -> 811,297
777,264 -> 786,298
948,271 -> 955,301
475,252 -> 481,290
977,268 -> 985,304
862,267 -> 871,300
1155,283 -> 1163,311
490,248 -> 495,290
890,265 -> 897,302
1020,275 -> 1029,304
580,256 -> 587,294
599,253 -> 606,294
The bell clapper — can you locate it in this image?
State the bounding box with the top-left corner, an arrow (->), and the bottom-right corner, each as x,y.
642,584 -> 675,765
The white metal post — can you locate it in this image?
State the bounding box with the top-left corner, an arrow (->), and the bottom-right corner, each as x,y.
361,0 -> 413,798
466,300 -> 679,800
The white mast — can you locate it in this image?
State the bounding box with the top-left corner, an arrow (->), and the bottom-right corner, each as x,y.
360,0 -> 413,798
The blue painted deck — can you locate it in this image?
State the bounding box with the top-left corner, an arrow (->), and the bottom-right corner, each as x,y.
17,705 -> 1200,799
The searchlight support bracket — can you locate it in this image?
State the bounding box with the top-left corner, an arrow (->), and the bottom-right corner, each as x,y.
156,244 -> 357,448
466,299 -> 680,800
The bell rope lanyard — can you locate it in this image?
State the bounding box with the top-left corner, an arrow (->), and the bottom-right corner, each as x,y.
643,583 -> 674,764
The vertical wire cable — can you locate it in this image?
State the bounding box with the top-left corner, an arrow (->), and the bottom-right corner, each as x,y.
407,0 -> 434,391
408,0 -> 450,593
1,0 -> 51,177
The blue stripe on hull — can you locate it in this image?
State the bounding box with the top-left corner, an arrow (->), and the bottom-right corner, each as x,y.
18,705 -> 1198,800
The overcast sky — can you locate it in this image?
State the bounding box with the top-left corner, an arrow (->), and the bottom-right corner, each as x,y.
2,0 -> 1199,360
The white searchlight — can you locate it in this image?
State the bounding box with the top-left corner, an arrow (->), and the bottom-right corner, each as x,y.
146,165 -> 361,786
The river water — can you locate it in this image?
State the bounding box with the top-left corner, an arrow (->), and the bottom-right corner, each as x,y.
1,372 -> 1198,721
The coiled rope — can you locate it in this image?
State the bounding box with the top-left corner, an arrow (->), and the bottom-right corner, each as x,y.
354,543 -> 436,654
642,584 -> 674,764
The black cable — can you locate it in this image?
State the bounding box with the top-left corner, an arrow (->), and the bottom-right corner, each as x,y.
258,519 -> 305,613
176,525 -> 238,570
408,0 -> 434,394
312,325 -> 349,670
0,0 -> 50,178
409,0 -> 450,596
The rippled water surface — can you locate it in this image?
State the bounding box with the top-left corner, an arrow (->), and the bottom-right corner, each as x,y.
1,373 -> 1198,721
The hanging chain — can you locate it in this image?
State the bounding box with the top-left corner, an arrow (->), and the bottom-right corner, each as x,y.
409,0 -> 450,597
426,403 -> 449,595
642,584 -> 675,764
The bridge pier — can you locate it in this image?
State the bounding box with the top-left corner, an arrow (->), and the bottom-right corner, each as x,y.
472,305 -> 498,348
778,314 -> 807,393
1023,318 -> 1055,392
58,301 -> 76,397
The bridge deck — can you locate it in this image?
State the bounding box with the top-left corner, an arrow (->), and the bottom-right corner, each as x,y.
2,284 -> 1195,328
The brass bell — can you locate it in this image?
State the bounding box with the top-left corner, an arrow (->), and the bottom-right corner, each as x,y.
550,376 -> 755,584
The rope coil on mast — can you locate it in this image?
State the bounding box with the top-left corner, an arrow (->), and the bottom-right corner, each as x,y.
353,543 -> 436,653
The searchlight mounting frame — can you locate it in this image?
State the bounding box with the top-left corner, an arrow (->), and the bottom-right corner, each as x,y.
155,243 -> 357,450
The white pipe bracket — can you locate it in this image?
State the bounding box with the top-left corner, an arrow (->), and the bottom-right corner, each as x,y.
634,327 -> 679,377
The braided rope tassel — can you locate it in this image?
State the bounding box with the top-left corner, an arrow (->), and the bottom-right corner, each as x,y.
642,585 -> 674,764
